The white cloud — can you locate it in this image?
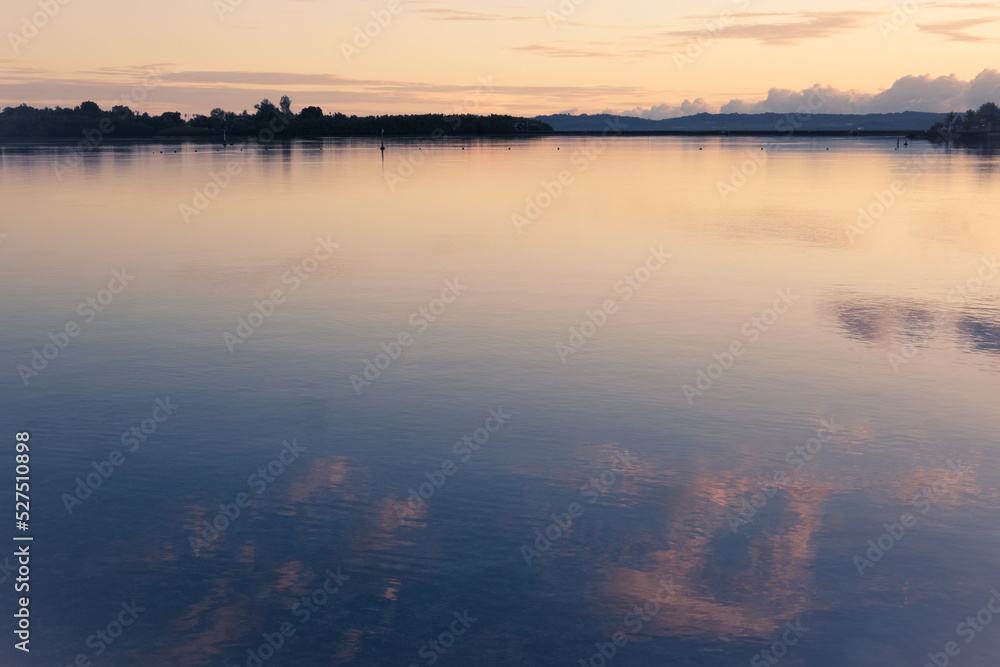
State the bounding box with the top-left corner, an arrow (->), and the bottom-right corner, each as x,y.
612,98 -> 714,120
603,71 -> 1000,121
719,69 -> 1000,114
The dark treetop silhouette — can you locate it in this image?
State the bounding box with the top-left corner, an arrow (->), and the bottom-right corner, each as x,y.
928,102 -> 1000,142
0,98 -> 553,140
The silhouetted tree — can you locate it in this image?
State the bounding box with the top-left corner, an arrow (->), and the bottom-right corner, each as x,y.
279,95 -> 292,116
933,102 -> 999,141
254,99 -> 276,117
0,103 -> 552,139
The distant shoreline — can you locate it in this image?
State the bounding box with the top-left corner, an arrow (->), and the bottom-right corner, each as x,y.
551,130 -> 928,138
0,130 -> 931,145
0,133 -> 552,146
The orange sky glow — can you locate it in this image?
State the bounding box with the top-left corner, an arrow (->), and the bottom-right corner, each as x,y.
3,0 -> 1000,118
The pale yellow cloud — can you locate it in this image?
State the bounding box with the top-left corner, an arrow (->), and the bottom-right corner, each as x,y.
917,16 -> 1000,42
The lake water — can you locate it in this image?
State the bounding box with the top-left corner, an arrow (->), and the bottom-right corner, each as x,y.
2,136 -> 999,666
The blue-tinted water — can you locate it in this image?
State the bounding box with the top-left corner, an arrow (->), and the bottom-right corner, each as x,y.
1,137 -> 998,666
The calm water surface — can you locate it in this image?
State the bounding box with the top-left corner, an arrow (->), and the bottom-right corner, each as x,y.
1,137 -> 998,666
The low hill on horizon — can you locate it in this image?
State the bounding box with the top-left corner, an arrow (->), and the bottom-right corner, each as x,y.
536,111 -> 948,133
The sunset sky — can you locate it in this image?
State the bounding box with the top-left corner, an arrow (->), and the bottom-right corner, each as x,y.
3,0 -> 1000,118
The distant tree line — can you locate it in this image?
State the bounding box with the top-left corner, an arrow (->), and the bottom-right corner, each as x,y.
929,102 -> 1000,142
0,96 -> 553,139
